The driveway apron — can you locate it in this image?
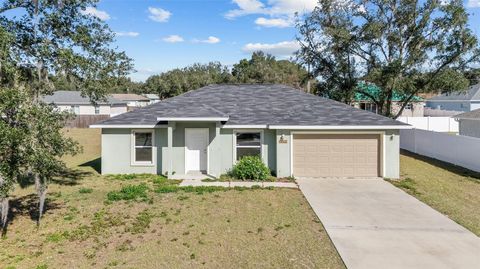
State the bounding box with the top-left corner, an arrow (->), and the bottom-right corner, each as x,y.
297,178 -> 480,269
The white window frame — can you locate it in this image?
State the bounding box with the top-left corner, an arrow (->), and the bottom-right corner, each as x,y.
233,130 -> 264,163
70,105 -> 80,115
131,129 -> 155,166
94,105 -> 100,115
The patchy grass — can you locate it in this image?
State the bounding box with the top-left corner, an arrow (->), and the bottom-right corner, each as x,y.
390,151 -> 480,236
1,128 -> 344,269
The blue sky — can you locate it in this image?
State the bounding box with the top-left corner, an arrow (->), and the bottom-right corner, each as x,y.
38,0 -> 480,81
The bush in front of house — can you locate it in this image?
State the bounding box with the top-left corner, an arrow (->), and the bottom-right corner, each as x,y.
231,156 -> 271,181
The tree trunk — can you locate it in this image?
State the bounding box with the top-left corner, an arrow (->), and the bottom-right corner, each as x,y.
34,174 -> 47,227
0,175 -> 9,231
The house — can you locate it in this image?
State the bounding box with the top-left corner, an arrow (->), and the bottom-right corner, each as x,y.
454,108 -> 480,138
426,83 -> 480,112
43,91 -> 128,117
143,93 -> 161,105
91,84 -> 410,179
111,93 -> 150,110
353,83 -> 425,117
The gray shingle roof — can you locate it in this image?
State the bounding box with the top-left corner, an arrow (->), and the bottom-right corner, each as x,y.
96,84 -> 408,127
42,91 -> 127,105
454,108 -> 480,120
428,84 -> 480,102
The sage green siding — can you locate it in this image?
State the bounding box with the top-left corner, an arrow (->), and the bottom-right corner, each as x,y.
275,129 -> 291,177
101,127 -> 399,179
101,128 -> 157,174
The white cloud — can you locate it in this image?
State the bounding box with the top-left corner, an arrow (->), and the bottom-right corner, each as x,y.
467,0 -> 480,8
148,7 -> 172,22
116,31 -> 140,37
226,0 -> 317,18
242,40 -> 300,56
163,35 -> 184,43
81,7 -> 110,21
255,17 -> 291,28
193,36 -> 221,44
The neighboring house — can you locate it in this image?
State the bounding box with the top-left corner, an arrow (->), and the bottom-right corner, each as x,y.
353,83 -> 425,117
43,91 -> 128,117
426,83 -> 480,112
91,84 -> 410,179
454,108 -> 480,138
111,93 -> 150,110
143,93 -> 161,105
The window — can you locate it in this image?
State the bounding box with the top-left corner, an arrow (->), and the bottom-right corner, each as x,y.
360,102 -> 378,114
70,105 -> 80,115
133,131 -> 154,164
95,106 -> 100,115
405,103 -> 412,110
235,132 -> 261,161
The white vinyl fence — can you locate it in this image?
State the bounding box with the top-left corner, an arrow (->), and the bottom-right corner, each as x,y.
400,129 -> 480,172
397,117 -> 458,133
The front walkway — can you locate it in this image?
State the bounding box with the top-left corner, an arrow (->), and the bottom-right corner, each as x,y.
179,179 -> 298,188
297,178 -> 480,269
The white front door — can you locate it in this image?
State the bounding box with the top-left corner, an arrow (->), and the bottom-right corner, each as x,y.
185,128 -> 209,172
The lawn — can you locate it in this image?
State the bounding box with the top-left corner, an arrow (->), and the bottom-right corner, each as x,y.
1,129 -> 344,269
390,151 -> 480,236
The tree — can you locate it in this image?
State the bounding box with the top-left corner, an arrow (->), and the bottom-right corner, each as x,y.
232,51 -> 309,90
144,62 -> 232,99
0,0 -> 133,230
297,0 -> 480,118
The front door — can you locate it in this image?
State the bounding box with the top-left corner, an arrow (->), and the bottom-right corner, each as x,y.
185,128 -> 209,173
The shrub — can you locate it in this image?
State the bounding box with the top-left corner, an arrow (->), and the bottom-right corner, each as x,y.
231,156 -> 271,181
107,184 -> 149,202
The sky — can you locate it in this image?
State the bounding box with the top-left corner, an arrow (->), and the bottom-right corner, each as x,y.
14,0 -> 480,81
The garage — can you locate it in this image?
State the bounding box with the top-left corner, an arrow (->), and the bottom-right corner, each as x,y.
292,134 -> 381,178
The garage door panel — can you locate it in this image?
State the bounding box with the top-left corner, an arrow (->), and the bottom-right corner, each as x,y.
293,134 -> 380,178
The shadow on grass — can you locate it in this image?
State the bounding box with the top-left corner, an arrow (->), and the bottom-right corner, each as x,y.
2,193 -> 62,236
80,157 -> 101,174
17,168 -> 93,189
401,150 -> 480,181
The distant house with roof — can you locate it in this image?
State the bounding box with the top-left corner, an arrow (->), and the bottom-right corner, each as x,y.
454,108 -> 480,138
426,83 -> 480,112
143,93 -> 160,105
111,93 -> 150,110
353,82 -> 425,117
43,91 -> 128,117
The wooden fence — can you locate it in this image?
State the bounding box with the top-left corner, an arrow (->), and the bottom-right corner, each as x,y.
66,115 -> 110,128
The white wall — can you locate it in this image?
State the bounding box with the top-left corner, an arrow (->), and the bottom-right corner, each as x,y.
56,104 -> 127,116
398,117 -> 458,133
400,129 -> 480,172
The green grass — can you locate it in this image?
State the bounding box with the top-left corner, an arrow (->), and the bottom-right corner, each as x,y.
1,128 -> 344,269
390,151 -> 480,236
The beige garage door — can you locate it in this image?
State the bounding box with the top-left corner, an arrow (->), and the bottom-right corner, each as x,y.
293,134 -> 380,178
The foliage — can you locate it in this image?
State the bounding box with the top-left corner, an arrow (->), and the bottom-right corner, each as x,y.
232,51 -> 309,89
230,156 -> 271,181
296,0 -> 480,118
0,0 -> 133,231
142,52 -> 310,99
143,62 -> 232,99
106,184 -> 149,202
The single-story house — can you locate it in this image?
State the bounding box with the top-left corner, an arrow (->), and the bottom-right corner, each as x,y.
111,93 -> 150,110
43,91 -> 128,117
454,108 -> 480,138
91,84 -> 411,179
426,83 -> 480,112
143,93 -> 161,105
353,82 -> 425,117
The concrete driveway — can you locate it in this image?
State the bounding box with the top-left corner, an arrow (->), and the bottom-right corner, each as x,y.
297,178 -> 480,269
